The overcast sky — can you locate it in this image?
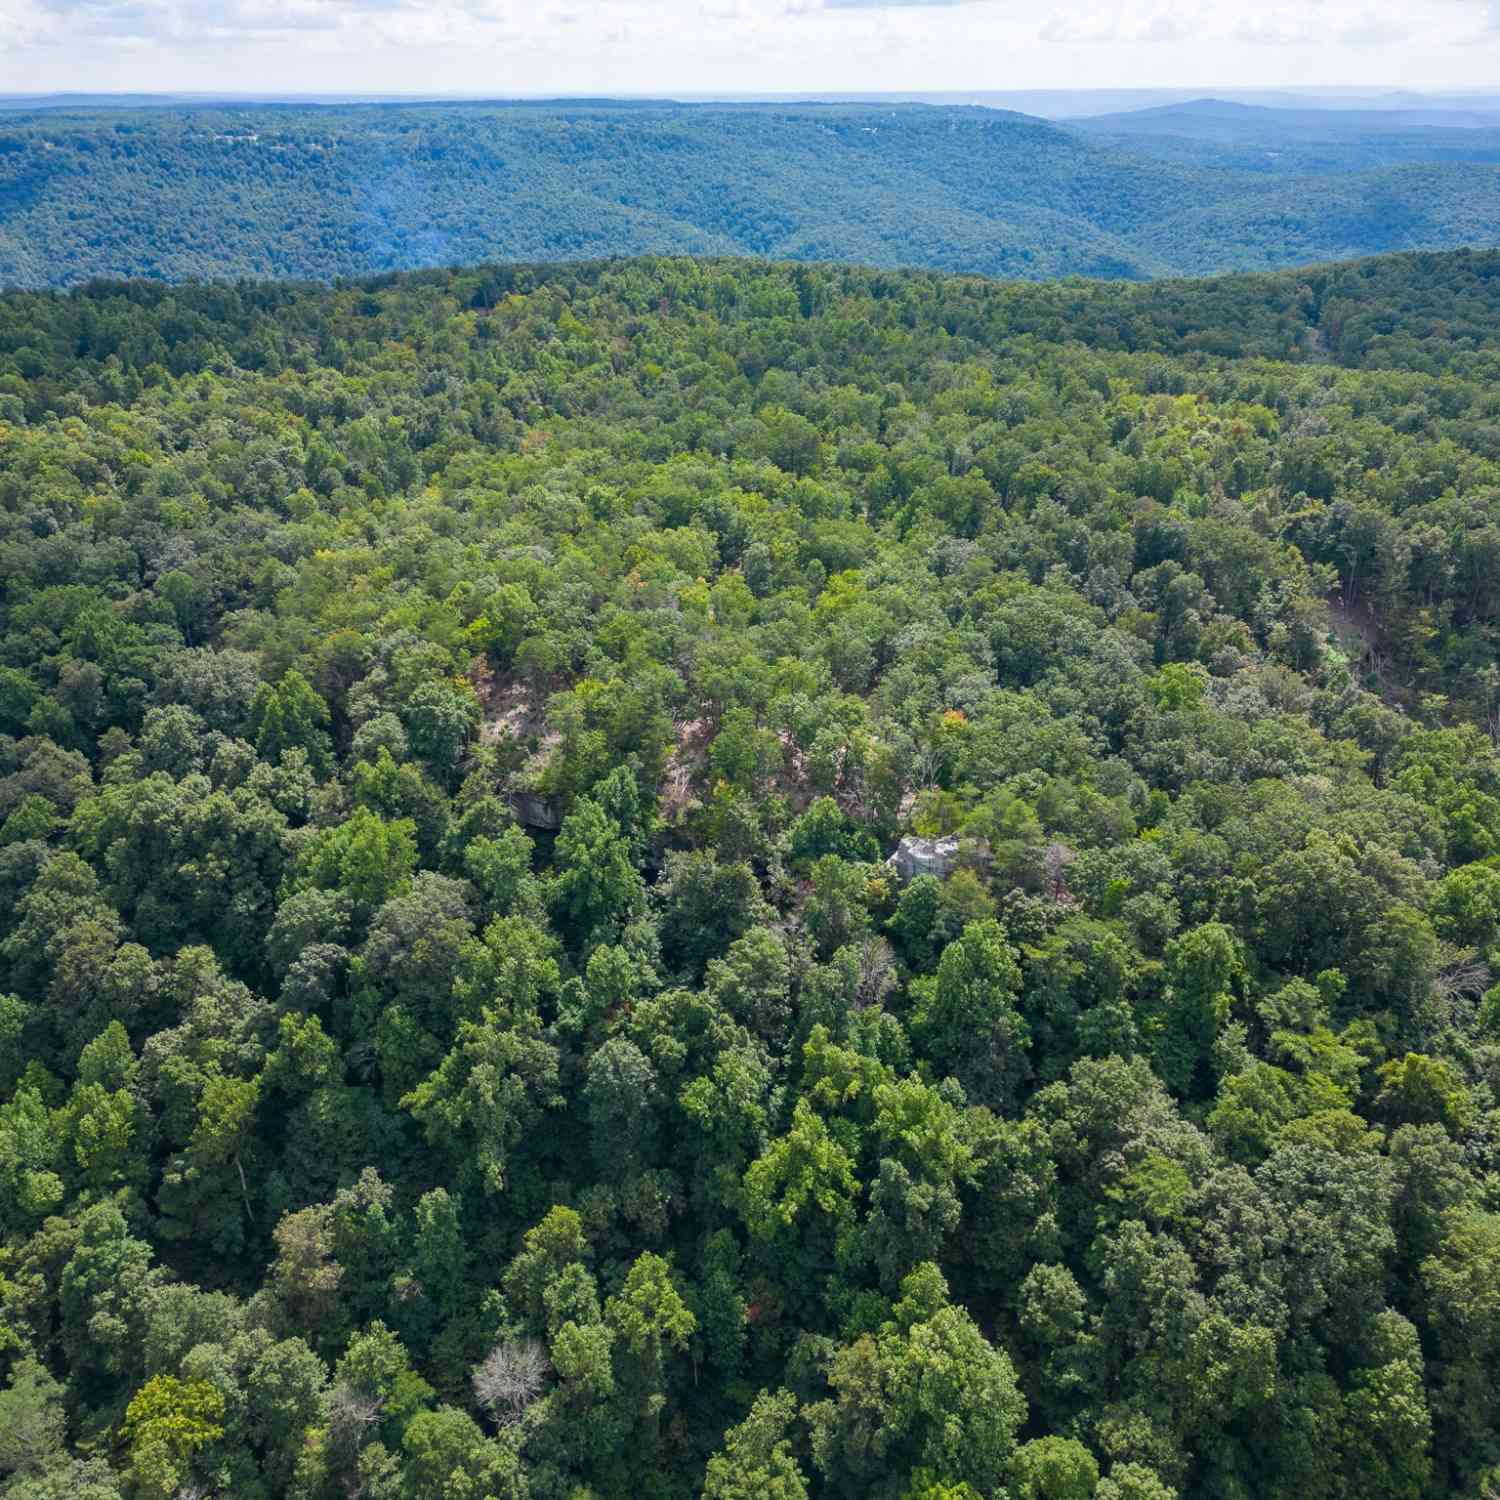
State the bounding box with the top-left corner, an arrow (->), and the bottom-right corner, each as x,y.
2,0 -> 1499,96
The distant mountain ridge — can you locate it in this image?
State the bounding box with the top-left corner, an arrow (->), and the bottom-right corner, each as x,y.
1073,96 -> 1500,133
1067,96 -> 1500,178
4,98 -> 1500,287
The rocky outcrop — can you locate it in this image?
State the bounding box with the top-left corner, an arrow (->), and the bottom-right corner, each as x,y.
512,793 -> 562,831
891,834 -> 963,883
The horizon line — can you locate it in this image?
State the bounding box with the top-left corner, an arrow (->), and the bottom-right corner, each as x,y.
9,85 -> 1500,99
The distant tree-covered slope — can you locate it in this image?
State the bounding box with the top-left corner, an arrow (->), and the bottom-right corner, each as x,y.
1071,97 -> 1500,174
1134,163 -> 1500,275
0,104 -> 1187,286
5,100 -> 1500,287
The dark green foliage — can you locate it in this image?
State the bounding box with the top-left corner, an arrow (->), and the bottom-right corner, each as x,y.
4,247 -> 1500,1499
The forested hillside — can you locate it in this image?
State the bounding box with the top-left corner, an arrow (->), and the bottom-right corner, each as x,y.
5,101 -> 1500,287
5,250 -> 1500,1499
1069,98 -> 1500,172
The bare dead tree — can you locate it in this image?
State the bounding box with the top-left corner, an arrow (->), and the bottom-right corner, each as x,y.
473,1339 -> 550,1425
327,1382 -> 384,1435
322,1381 -> 384,1475
855,935 -> 898,1011
660,756 -> 696,821
1436,957 -> 1492,1003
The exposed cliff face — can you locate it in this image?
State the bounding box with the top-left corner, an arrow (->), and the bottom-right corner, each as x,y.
891,834 -> 964,882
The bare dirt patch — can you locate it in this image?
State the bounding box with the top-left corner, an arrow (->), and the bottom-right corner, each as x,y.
469,657 -> 550,746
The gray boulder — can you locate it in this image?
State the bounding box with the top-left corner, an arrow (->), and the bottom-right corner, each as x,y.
891,834 -> 962,883
513,793 -> 562,831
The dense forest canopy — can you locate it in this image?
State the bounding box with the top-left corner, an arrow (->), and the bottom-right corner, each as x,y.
6,100 -> 1500,287
3,249 -> 1500,1499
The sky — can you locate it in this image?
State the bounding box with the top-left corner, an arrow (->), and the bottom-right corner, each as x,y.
2,0 -> 1500,97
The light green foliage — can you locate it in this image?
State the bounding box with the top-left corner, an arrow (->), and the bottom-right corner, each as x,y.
121,1375 -> 225,1497
744,1098 -> 859,1246
1376,1053 -> 1474,1135
1095,1464 -> 1177,1500
504,1206 -> 592,1326
399,1406 -> 525,1500
400,1012 -> 560,1194
1430,863 -> 1500,945
604,1252 -> 697,1370
1010,1436 -> 1101,1500
901,1475 -> 982,1500
298,806 -> 419,914
702,1388 -> 809,1500
807,1264 -> 1026,1499
1339,1311 -> 1432,1500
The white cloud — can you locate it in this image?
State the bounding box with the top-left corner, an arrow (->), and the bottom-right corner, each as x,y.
1038,5 -> 1197,45
823,0 -> 977,9
1231,14 -> 1309,46
1338,11 -> 1413,46
1141,12 -> 1192,43
0,0 -> 1498,92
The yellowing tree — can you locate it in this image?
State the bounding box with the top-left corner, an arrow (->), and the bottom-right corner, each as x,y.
122,1375 -> 225,1497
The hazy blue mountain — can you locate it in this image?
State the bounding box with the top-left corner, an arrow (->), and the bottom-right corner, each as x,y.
1066,97 -> 1500,173
1072,98 -> 1500,131
5,98 -> 1500,287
